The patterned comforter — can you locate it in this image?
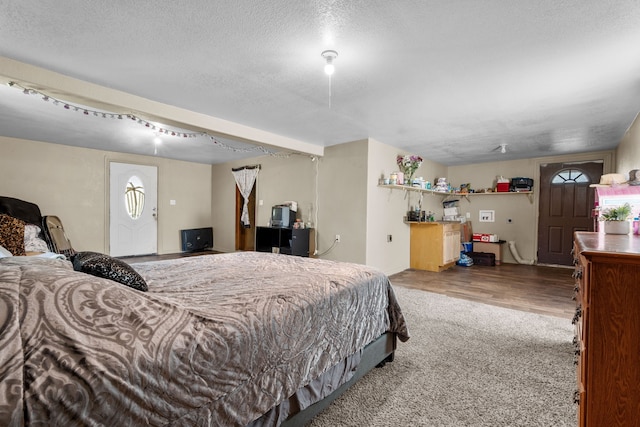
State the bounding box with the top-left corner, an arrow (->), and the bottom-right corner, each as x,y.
0,252 -> 408,426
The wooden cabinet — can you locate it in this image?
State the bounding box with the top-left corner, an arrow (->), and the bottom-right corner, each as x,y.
256,227 -> 315,257
409,222 -> 461,272
573,232 -> 640,426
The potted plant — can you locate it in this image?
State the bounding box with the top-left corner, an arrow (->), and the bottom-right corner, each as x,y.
600,203 -> 633,234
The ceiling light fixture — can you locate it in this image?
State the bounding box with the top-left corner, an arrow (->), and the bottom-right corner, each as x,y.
321,50 -> 338,75
500,143 -> 507,154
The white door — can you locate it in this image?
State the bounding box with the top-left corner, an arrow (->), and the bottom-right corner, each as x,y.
109,162 -> 158,257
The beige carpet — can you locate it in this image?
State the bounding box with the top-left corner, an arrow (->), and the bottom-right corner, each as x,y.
309,285 -> 575,427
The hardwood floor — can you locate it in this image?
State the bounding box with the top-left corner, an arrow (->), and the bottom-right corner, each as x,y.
121,252 -> 575,320
390,263 -> 575,319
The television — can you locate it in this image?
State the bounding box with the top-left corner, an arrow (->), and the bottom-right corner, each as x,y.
271,205 -> 295,228
180,227 -> 213,252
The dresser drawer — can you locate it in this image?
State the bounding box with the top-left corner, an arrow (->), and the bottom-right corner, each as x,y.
573,231 -> 640,426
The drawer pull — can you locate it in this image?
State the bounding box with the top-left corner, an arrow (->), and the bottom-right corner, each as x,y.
572,306 -> 582,325
573,336 -> 581,359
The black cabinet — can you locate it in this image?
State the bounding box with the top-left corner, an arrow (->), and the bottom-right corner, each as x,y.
256,227 -> 314,257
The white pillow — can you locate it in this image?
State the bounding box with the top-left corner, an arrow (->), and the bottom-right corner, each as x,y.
0,244 -> 12,258
24,224 -> 50,253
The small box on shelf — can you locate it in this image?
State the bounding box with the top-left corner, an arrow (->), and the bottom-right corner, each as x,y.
496,182 -> 510,192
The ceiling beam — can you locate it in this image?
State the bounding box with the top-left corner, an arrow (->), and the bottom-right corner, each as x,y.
0,56 -> 324,157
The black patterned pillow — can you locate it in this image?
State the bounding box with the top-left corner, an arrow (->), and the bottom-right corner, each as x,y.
71,251 -> 148,292
0,214 -> 26,256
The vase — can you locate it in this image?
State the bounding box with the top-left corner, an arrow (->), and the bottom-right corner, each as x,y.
405,172 -> 414,185
603,220 -> 630,235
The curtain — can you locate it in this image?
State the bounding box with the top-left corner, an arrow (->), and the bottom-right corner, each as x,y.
232,167 -> 260,227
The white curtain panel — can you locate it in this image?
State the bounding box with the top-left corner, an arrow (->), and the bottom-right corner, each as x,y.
232,167 -> 260,227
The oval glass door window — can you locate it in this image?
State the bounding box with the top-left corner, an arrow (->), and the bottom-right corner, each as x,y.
125,176 -> 145,220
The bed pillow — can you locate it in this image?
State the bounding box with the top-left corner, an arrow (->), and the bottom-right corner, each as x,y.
0,214 -> 26,256
0,244 -> 12,258
71,251 -> 148,292
24,224 -> 50,253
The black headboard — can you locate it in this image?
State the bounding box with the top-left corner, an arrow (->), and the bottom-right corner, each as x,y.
0,196 -> 43,226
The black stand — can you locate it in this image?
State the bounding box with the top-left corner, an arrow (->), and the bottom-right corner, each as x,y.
256,227 -> 314,257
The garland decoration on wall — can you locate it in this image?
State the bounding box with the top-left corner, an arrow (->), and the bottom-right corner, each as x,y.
7,81 -> 290,156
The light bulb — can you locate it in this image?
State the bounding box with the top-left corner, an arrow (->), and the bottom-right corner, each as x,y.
324,62 -> 335,76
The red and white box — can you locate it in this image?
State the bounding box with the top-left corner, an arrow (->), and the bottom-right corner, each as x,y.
472,233 -> 499,242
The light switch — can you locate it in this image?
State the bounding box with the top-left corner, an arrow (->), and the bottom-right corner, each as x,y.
170,199 -> 176,206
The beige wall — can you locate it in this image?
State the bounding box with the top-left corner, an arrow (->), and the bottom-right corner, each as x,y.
210,138 -> 449,274
366,138 -> 447,274
448,158 -> 539,263
3,131 -> 627,271
211,153 -> 317,253
616,113 -> 640,174
448,151 -> 614,263
0,136 -> 212,254
316,140 -> 369,264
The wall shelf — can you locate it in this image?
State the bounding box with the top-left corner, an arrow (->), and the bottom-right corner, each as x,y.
377,184 -> 533,203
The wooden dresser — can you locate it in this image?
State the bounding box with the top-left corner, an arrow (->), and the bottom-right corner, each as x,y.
573,232 -> 640,426
409,222 -> 461,272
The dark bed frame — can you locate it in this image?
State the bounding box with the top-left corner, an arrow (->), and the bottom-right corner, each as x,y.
281,332 -> 397,426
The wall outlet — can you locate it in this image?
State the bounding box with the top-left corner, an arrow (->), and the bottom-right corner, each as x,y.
335,234 -> 341,242
387,234 -> 393,242
479,210 -> 495,222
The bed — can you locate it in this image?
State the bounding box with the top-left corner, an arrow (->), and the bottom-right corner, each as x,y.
0,198 -> 409,426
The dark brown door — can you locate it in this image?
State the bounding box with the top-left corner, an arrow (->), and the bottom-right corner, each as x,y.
235,185 -> 256,251
537,162 -> 603,265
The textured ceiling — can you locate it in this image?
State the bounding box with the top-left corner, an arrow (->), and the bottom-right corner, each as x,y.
1,0 -> 640,165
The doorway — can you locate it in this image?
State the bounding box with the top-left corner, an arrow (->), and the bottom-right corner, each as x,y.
537,161 -> 603,265
235,185 -> 256,251
109,162 -> 158,257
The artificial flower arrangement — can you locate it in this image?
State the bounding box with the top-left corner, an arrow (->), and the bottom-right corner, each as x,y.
397,154 -> 423,180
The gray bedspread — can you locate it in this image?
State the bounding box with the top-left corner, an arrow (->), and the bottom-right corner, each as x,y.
0,252 -> 408,426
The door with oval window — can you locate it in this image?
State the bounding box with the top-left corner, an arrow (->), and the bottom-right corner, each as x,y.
109,162 -> 158,257
537,161 -> 602,265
